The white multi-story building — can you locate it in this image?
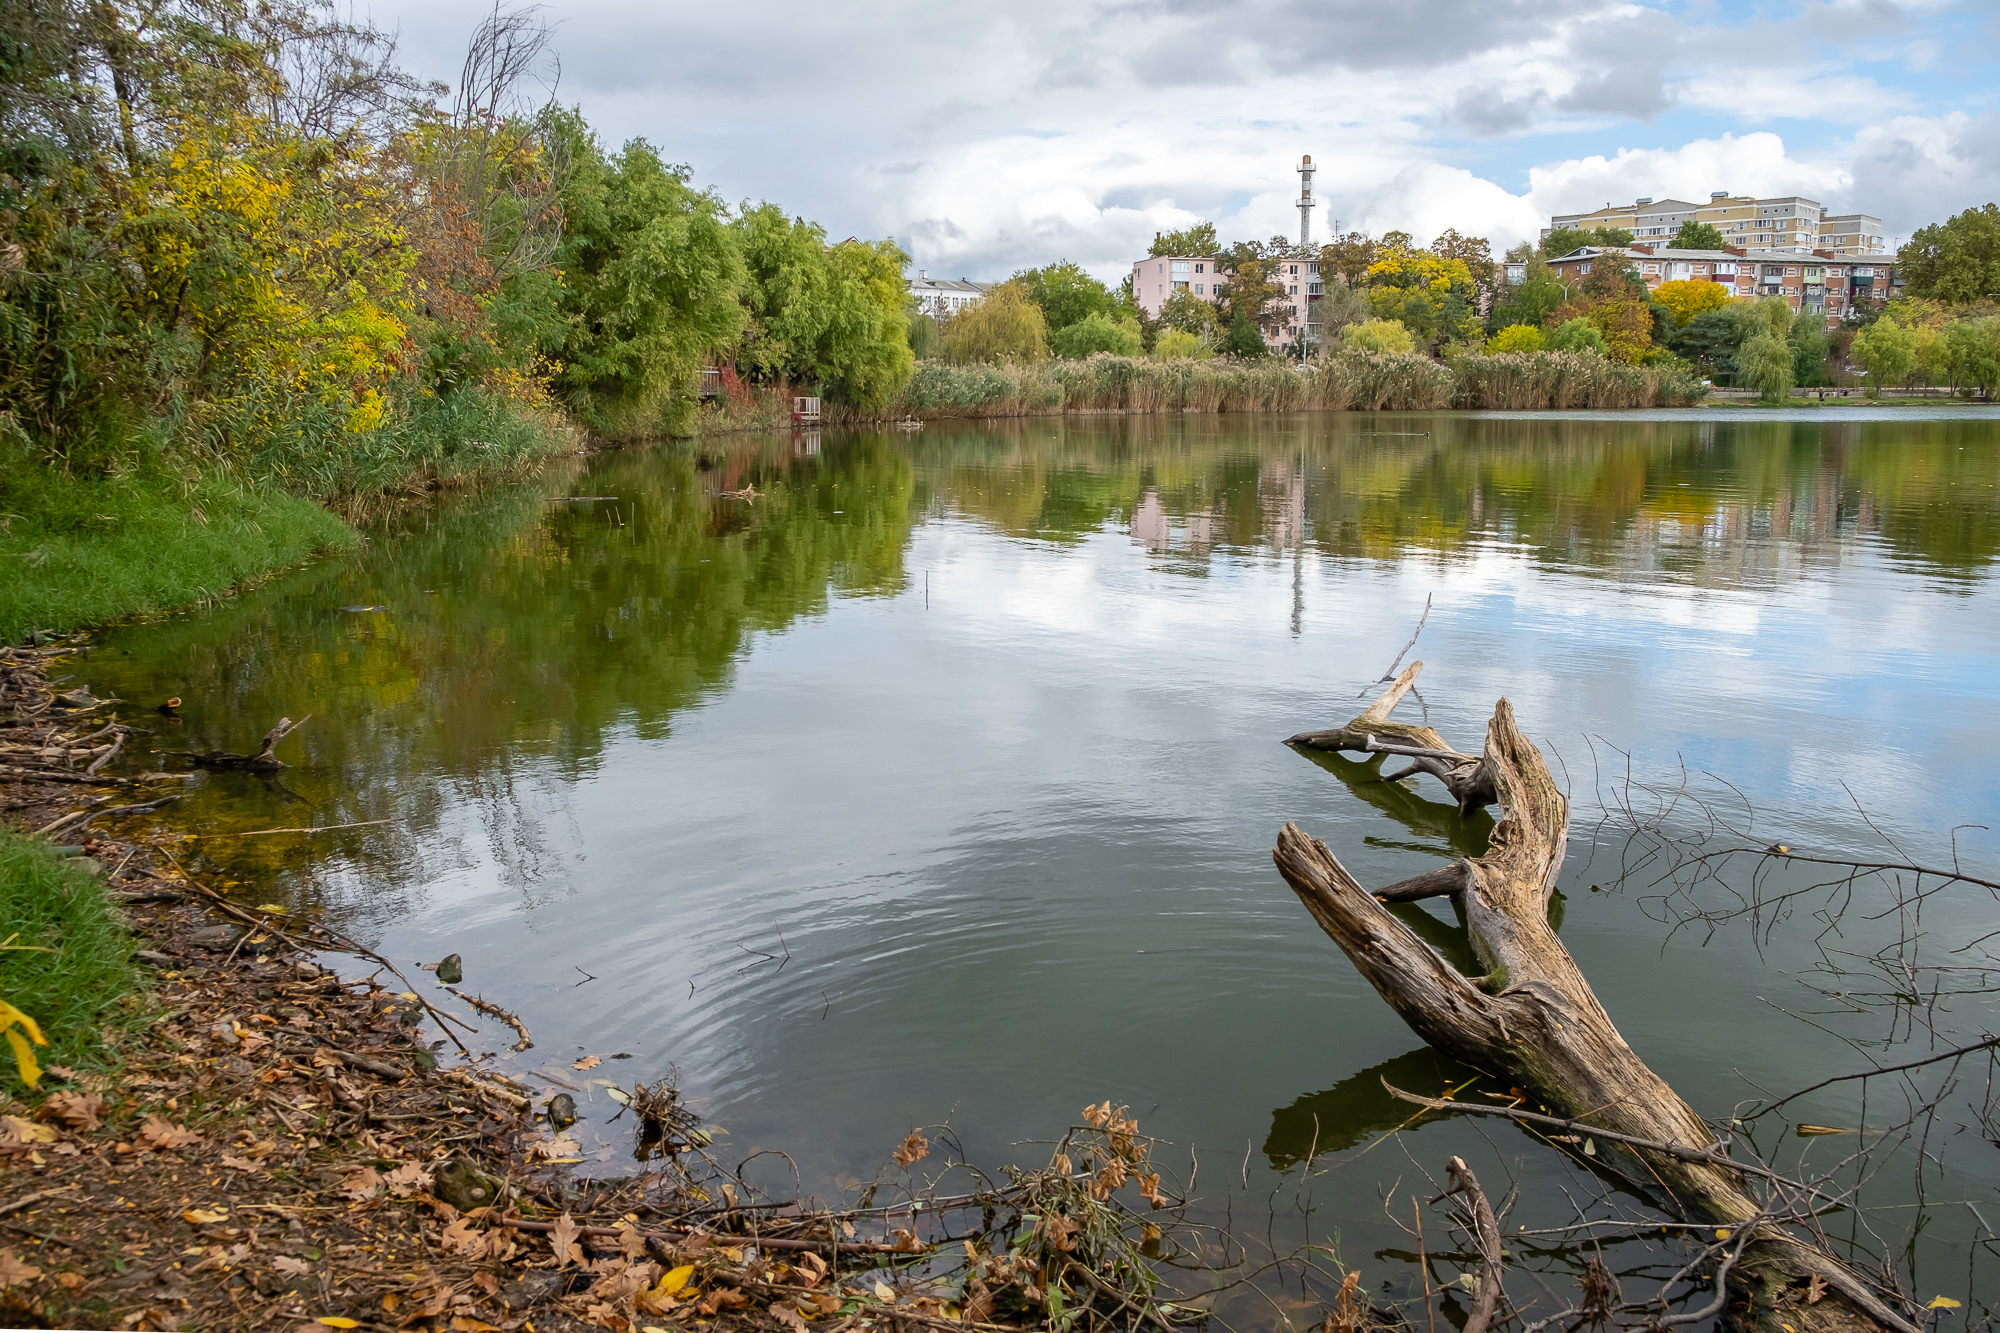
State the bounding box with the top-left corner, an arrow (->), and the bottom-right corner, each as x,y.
907,270 -> 992,315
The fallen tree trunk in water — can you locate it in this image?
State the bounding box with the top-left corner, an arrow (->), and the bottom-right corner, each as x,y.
1272,683 -> 1916,1333
1285,663 -> 1495,813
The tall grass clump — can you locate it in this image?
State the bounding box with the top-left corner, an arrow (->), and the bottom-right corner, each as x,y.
0,828 -> 143,1089
237,387 -> 578,513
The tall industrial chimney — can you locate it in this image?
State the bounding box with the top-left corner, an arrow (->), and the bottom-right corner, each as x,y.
1297,155 -> 1316,246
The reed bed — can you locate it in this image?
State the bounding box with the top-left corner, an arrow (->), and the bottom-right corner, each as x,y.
823,349 -> 1705,424
1451,351 -> 1708,410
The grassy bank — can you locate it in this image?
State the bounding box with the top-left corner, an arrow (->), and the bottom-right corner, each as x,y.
810,348 -> 1706,423
0,467 -> 358,643
0,828 -> 141,1090
2,388 -> 580,642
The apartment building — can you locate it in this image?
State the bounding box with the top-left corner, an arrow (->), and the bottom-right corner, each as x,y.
1542,244 -> 1903,320
1544,192 -> 1888,257
1131,255 -> 1321,347
1131,255 -> 1222,316
908,270 -> 992,315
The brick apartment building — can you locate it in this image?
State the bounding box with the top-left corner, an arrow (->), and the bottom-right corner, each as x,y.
1544,192 -> 1888,258
1541,244 -> 1903,320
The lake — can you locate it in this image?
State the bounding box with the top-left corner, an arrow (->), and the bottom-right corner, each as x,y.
80,407 -> 2000,1319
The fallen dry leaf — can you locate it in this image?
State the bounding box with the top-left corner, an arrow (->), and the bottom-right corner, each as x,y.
339,1166 -> 383,1201
892,1130 -> 929,1166
136,1114 -> 201,1151
768,1301 -> 811,1333
383,1161 -> 433,1197
0,1249 -> 42,1287
571,1055 -> 602,1071
0,1115 -> 58,1147
271,1256 -> 312,1276
549,1212 -> 584,1268
40,1090 -> 104,1131
219,1154 -> 264,1173
182,1208 -> 229,1225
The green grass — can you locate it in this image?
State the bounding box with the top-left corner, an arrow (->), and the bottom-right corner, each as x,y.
0,465 -> 359,642
0,828 -> 143,1094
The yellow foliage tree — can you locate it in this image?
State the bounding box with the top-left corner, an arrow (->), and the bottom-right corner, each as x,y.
1652,280 -> 1733,327
134,113 -> 417,440
1343,319 -> 1416,354
1485,324 -> 1546,354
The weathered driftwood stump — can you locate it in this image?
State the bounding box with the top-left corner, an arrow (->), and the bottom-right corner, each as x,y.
165,715 -> 309,771
1274,683 -> 1915,1333
1286,663 -> 1495,813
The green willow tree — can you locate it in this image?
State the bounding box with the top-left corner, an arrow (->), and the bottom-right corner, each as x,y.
734,204 -> 914,408
546,117 -> 746,436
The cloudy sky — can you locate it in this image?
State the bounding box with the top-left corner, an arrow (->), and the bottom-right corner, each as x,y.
381,0 -> 2000,283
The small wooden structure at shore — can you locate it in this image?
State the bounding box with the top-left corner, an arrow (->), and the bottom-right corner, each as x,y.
791,396 -> 821,424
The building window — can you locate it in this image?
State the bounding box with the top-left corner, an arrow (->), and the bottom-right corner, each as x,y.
1580,263 -> 1592,274
1173,281 -> 1189,292
1194,263 -> 1204,273
1194,284 -> 1204,295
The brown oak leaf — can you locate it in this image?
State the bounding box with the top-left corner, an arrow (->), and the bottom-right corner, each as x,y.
0,1249 -> 42,1287
135,1114 -> 201,1151
548,1211 -> 584,1268
339,1166 -> 383,1200
40,1090 -> 104,1131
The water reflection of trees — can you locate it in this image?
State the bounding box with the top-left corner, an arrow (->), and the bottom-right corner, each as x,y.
914,414 -> 2000,583
92,434 -> 919,909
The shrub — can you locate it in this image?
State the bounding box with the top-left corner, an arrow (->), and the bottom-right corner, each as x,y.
1485,324 -> 1546,355
1153,329 -> 1210,360
1548,318 -> 1607,355
1052,313 -> 1143,359
1343,319 -> 1416,354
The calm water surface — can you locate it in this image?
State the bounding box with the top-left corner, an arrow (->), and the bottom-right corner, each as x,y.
82,409 -> 2000,1316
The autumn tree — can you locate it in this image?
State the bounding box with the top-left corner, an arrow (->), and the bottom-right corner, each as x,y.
1361,236 -> 1482,351
1319,231 -> 1378,288
1652,279 -> 1733,327
1484,324 -> 1545,354
1214,240 -> 1289,340
1430,228 -> 1499,311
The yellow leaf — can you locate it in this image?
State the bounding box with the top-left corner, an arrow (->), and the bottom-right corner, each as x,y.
316,1320 -> 361,1329
1714,1228 -> 1731,1241
184,1208 -> 230,1224
660,1265 -> 695,1295
4,1026 -> 44,1089
1928,1297 -> 1963,1310
873,1281 -> 895,1302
